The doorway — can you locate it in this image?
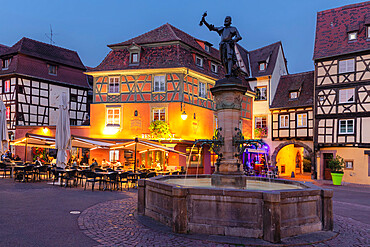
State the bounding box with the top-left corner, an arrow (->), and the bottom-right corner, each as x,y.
323,153 -> 333,180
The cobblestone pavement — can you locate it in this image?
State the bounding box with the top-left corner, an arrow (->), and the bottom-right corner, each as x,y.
78,192 -> 369,247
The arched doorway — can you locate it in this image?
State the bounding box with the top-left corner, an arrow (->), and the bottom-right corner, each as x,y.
271,141 -> 314,178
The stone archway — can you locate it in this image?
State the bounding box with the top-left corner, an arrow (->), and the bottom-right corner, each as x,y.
271,140 -> 314,176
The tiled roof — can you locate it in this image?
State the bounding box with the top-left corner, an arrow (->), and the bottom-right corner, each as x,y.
0,44 -> 8,55
313,1 -> 370,60
90,24 -> 224,79
0,38 -> 89,88
248,41 -> 282,77
270,71 -> 314,109
108,23 -> 220,60
1,37 -> 86,70
235,44 -> 250,77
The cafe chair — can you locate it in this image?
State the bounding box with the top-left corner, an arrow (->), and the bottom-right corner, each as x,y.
84,171 -> 99,191
0,162 -> 12,178
118,172 -> 129,191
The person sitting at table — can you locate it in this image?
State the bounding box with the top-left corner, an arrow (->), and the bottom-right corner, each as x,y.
90,158 -> 99,170
14,155 -> 22,161
35,156 -> 43,166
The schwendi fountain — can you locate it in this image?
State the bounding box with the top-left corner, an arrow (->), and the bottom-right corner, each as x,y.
138,14 -> 333,243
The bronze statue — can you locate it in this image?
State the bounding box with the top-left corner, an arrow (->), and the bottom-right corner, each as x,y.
200,13 -> 242,77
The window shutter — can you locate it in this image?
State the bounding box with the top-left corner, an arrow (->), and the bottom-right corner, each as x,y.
339,89 -> 346,103
347,59 -> 355,72
339,60 -> 346,73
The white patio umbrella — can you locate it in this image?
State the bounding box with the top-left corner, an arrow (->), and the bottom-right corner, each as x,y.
55,92 -> 71,168
0,99 -> 9,154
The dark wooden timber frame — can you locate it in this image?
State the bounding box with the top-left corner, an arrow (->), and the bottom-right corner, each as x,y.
314,50 -> 370,150
0,74 -> 88,130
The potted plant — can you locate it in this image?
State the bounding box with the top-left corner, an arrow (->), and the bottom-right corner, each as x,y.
328,155 -> 345,185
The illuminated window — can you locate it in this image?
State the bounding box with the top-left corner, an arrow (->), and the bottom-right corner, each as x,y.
109,150 -> 119,162
339,59 -> 355,73
131,53 -> 139,63
279,115 -> 289,128
290,91 -> 298,99
199,82 -> 207,98
211,62 -> 218,73
109,77 -> 120,94
297,113 -> 307,128
255,86 -> 267,101
255,116 -> 267,128
259,62 -> 266,71
339,88 -> 355,103
153,108 -> 166,121
348,32 -> 357,41
195,56 -> 203,67
153,75 -> 165,92
47,64 -> 57,75
106,107 -> 120,126
3,80 -> 10,93
339,119 -> 354,134
6,106 -> 10,120
2,58 -> 11,69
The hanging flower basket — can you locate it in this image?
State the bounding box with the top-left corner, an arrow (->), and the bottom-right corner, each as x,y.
254,127 -> 268,138
149,120 -> 171,140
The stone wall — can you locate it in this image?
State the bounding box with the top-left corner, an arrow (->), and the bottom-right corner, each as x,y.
138,176 -> 333,243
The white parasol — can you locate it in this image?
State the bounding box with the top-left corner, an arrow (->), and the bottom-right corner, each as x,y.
55,92 -> 71,168
0,99 -> 9,154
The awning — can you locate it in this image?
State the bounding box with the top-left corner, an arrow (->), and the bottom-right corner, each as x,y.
10,133 -> 115,149
247,148 -> 268,154
111,139 -> 186,156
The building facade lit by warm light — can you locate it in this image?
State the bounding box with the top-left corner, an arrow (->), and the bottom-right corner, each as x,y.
86,24 -> 254,173
270,71 -> 314,177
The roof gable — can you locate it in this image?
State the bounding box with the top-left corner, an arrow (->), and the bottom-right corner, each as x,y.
108,23 -> 220,60
271,71 -> 314,109
313,2 -> 370,60
248,41 -> 282,77
1,37 -> 86,70
0,44 -> 9,55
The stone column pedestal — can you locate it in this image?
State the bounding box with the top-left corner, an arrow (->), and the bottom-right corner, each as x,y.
210,77 -> 247,188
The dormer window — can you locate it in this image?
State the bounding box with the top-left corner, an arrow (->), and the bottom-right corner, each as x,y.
204,44 -> 210,52
348,32 -> 357,41
195,56 -> 203,67
259,62 -> 266,71
2,58 -> 11,70
128,43 -> 141,65
48,64 -> 57,75
131,53 -> 139,63
211,62 -> 218,73
290,91 -> 298,99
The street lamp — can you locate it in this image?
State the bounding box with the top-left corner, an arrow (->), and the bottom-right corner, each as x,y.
181,110 -> 188,120
180,102 -> 188,120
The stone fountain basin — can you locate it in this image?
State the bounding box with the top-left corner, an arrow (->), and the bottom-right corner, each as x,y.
138,175 -> 333,243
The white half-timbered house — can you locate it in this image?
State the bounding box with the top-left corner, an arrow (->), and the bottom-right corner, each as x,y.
0,38 -> 90,140
270,71 -> 314,177
313,2 -> 370,185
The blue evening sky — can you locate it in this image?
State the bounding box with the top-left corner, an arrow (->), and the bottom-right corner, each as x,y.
0,0 -> 365,73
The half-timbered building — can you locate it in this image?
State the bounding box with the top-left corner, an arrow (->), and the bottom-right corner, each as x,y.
313,2 -> 370,184
241,41 -> 289,159
0,38 -> 90,141
86,23 -> 254,173
270,71 -> 314,177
